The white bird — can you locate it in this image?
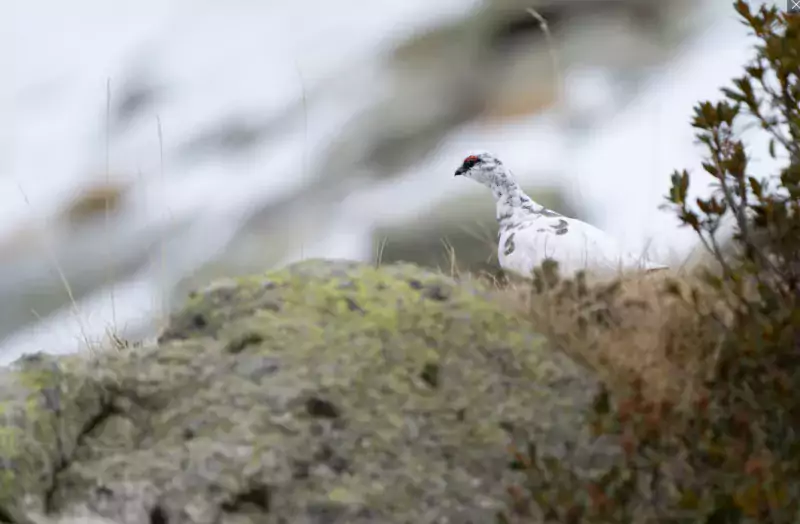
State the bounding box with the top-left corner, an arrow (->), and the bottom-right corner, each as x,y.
454,152 -> 668,278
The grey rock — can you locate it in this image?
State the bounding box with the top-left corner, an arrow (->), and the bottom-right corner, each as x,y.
2,259 -> 616,523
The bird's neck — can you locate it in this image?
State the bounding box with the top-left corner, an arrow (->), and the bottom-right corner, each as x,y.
491,171 -> 551,228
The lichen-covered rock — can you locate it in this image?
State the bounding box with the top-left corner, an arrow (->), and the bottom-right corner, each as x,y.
4,259 -> 606,523
0,352 -> 112,522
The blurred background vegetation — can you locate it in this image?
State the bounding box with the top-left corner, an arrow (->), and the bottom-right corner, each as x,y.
0,0 -> 767,361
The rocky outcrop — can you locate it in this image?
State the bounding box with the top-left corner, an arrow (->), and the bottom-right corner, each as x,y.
3,260 -> 610,523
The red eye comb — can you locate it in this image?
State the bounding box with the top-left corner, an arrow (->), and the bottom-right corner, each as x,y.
464,155 -> 479,163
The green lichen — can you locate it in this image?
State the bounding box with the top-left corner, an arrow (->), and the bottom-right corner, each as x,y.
0,353 -> 108,520
4,260 -> 605,523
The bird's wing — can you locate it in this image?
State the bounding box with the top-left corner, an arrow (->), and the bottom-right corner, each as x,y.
498,217 -> 597,277
499,216 -> 667,277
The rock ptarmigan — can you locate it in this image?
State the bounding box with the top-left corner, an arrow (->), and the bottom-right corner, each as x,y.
454,152 -> 668,278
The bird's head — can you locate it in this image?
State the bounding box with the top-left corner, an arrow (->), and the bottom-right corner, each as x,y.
454,152 -> 508,189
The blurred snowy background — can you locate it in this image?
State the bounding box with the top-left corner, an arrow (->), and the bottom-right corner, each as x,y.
0,0 -> 785,363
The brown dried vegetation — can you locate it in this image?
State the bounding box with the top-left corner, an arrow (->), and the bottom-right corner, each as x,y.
489,3 -> 800,521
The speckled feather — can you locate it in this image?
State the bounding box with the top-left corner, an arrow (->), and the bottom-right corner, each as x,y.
454,152 -> 668,278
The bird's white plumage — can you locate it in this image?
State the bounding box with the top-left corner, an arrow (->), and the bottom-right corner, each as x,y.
454,152 -> 668,278
496,214 -> 668,278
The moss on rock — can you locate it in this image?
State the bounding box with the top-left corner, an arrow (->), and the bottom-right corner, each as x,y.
4,259 -> 606,523
0,352 -> 111,521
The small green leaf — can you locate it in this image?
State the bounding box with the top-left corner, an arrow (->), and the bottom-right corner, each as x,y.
749,177 -> 763,197
734,0 -> 751,20
745,65 -> 764,80
683,211 -> 700,230
703,162 -> 720,177
722,87 -> 746,103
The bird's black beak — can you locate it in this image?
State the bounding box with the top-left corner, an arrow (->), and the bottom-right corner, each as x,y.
454,166 -> 466,177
